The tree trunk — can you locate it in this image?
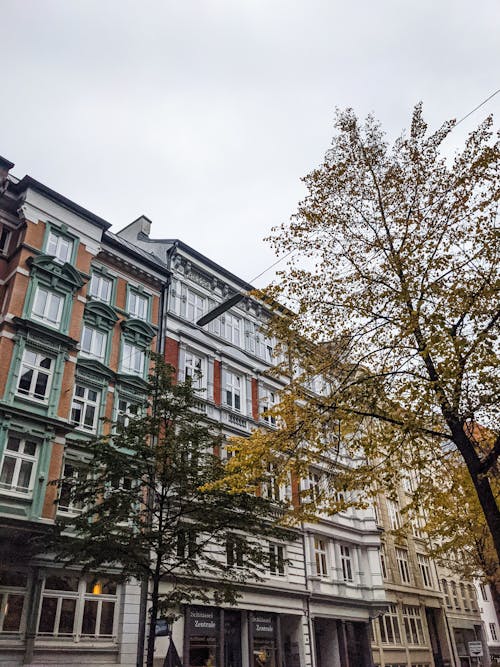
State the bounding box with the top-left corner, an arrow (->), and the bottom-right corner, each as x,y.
146,560 -> 162,667
452,426 -> 500,567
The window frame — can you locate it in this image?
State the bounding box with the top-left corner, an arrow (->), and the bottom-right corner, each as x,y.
402,605 -> 425,646
378,604 -> 402,645
184,350 -> 205,390
16,348 -> 55,403
269,543 -> 286,578
313,536 -> 328,578
45,228 -> 75,264
80,325 -> 108,363
127,289 -> 150,321
70,384 -> 101,433
417,553 -> 432,588
0,570 -> 28,634
395,547 -> 411,584
120,341 -> 146,377
0,224 -> 12,255
223,369 -> 244,413
340,544 -> 353,582
88,272 -> 114,305
30,286 -> 65,330
0,435 -> 39,497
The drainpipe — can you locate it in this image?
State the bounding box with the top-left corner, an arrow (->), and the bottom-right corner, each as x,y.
136,241 -> 178,667
302,527 -> 316,667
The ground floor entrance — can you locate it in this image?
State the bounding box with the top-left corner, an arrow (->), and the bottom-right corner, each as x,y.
313,616 -> 373,667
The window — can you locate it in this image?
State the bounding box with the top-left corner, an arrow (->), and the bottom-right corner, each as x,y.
395,548 -> 411,584
17,349 -> 54,402
340,544 -> 353,582
0,570 -> 27,633
417,554 -> 432,588
442,579 -> 452,608
378,604 -> 401,644
31,287 -> 64,328
261,388 -> 277,425
490,622 -> 498,642
89,273 -> 112,304
460,583 -> 469,610
0,225 -> 11,255
387,499 -> 403,530
269,544 -> 285,577
38,575 -> 117,639
313,537 -> 328,577
263,463 -> 281,502
80,326 -> 107,362
222,313 -> 241,346
58,463 -> 85,515
450,581 -> 460,609
127,290 -> 149,320
379,544 -> 388,580
307,471 -> 321,503
116,398 -> 140,428
479,582 -> 488,601
177,528 -> 197,562
71,385 -> 100,432
402,605 -> 425,645
186,289 -> 205,323
184,351 -> 204,389
224,370 -> 243,412
226,537 -> 244,568
46,231 -> 73,263
121,342 -> 146,376
0,436 -> 38,495
468,584 -> 478,612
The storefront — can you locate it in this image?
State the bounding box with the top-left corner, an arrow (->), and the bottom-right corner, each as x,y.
183,606 -> 284,667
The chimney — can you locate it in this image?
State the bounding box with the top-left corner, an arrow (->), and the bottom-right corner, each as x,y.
135,215 -> 152,238
0,156 -> 14,194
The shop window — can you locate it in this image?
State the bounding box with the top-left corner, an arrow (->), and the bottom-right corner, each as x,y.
0,570 -> 28,633
71,385 -> 101,432
378,604 -> 402,644
269,544 -> 285,577
313,537 -> 328,577
80,325 -> 107,363
223,370 -> 243,412
46,230 -> 73,264
127,290 -> 149,321
121,341 -> 146,376
0,435 -> 38,496
226,537 -> 244,568
31,286 -> 64,329
402,605 -> 425,645
395,548 -> 411,584
89,273 -> 113,304
417,553 -> 432,588
17,348 -> 54,402
340,544 -> 353,582
37,575 -> 117,639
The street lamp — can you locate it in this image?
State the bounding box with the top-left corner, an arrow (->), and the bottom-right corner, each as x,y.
196,292 -> 246,327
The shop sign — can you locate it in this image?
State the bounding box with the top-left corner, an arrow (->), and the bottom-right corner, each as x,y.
252,614 -> 275,638
187,607 -> 219,637
468,640 -> 483,657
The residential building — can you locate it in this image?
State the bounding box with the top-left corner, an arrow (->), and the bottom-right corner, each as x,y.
475,581 -> 500,664
0,157 -> 167,666
117,218 -> 387,667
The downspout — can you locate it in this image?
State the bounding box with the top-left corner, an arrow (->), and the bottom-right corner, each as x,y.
136,241 -> 178,667
302,527 -> 316,667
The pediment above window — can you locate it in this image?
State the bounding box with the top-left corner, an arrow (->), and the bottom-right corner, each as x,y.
121,318 -> 156,345
76,357 -> 115,382
83,301 -> 119,329
27,255 -> 85,291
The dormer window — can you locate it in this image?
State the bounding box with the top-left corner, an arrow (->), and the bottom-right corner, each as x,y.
46,231 -> 73,264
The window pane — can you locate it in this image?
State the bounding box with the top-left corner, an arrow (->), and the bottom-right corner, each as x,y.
99,601 -> 115,635
0,456 -> 15,487
2,594 -> 24,631
33,371 -> 49,398
17,460 -> 33,491
24,441 -> 37,456
18,368 -> 33,394
45,575 -> 79,592
38,597 -> 57,633
6,438 -> 21,453
82,600 -> 98,635
58,598 -> 76,634
39,356 -> 52,370
83,405 -> 96,428
33,288 -> 47,316
0,571 -> 27,587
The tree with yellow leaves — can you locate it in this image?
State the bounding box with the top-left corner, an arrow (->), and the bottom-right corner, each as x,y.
218,105 -> 500,571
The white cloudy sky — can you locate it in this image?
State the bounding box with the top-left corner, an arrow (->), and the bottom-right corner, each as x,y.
1,0 -> 499,285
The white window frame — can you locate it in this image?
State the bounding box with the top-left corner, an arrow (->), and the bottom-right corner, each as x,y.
450,581 -> 460,609
127,290 -> 149,321
417,553 -> 432,588
395,548 -> 411,584
226,537 -> 244,569
46,231 -> 73,264
58,462 -> 86,515
441,579 -> 452,608
468,584 -> 478,612
89,273 -> 113,304
70,385 -> 101,433
184,350 -> 205,390
31,286 -> 64,329
0,571 -> 28,633
121,342 -> 146,376
378,604 -> 402,645
186,289 -> 205,323
387,499 -> 403,530
0,436 -> 38,496
340,544 -> 353,582
313,537 -> 328,578
80,326 -> 107,363
490,622 -> 498,642
402,605 -> 425,645
222,313 -> 241,346
261,387 -> 278,425
116,397 -> 141,428
223,369 -> 244,413
269,544 -> 286,577
17,349 -> 54,402
37,575 -> 118,640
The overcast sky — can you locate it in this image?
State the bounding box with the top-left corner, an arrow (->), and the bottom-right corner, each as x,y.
1,0 -> 499,285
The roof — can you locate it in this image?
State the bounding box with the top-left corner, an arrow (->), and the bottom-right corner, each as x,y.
11,176 -> 111,231
104,231 -> 169,274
